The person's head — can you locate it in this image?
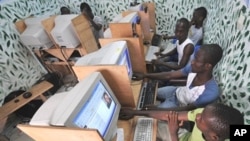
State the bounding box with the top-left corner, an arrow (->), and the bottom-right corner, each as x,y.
191,7 -> 207,26
103,93 -> 111,104
174,18 -> 190,42
191,44 -> 223,73
60,6 -> 70,15
195,103 -> 244,141
80,2 -> 94,19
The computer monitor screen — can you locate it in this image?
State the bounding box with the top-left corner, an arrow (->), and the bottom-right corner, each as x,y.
75,40 -> 133,79
20,16 -> 54,49
50,72 -> 121,141
51,14 -> 80,48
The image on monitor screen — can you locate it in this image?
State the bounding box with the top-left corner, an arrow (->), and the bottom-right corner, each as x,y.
20,16 -> 54,49
49,72 -> 121,141
51,14 -> 80,48
75,40 -> 133,79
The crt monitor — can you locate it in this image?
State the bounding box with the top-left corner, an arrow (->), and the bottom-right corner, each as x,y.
75,40 -> 133,79
49,72 -> 121,141
20,16 -> 54,49
128,3 -> 143,11
118,12 -> 139,24
51,14 -> 80,48
103,12 -> 139,38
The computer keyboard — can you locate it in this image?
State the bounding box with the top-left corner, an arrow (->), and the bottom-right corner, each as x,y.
137,80 -> 157,110
145,46 -> 160,62
161,42 -> 176,54
133,117 -> 154,141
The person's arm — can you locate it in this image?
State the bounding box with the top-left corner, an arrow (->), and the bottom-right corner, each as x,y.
154,43 -> 194,70
133,69 -> 185,80
154,47 -> 176,60
159,47 -> 177,58
119,107 -> 188,121
155,43 -> 193,70
153,104 -> 197,112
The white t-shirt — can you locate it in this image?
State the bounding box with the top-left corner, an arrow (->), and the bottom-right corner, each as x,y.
188,25 -> 203,45
176,38 -> 194,65
176,73 -> 205,106
93,16 -> 104,39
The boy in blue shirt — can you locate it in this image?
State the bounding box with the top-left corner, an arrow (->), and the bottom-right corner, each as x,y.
133,44 -> 223,111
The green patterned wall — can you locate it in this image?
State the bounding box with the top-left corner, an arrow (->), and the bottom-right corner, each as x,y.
1,0 -> 250,123
0,0 -> 63,106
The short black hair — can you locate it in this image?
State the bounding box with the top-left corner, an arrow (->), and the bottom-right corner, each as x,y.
206,103 -> 244,140
200,44 -> 223,67
60,6 -> 70,15
80,2 -> 91,12
195,7 -> 207,19
177,18 -> 190,32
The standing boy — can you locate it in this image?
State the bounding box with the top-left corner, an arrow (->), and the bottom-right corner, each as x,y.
189,7 -> 207,46
80,2 -> 104,48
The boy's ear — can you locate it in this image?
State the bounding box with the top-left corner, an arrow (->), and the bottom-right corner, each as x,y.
211,134 -> 220,141
205,63 -> 212,69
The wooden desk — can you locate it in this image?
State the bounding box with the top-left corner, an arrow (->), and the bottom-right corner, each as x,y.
0,81 -> 53,120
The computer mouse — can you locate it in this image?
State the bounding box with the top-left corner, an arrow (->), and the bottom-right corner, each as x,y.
132,74 -> 142,81
119,113 -> 134,120
23,92 -> 32,99
132,75 -> 138,80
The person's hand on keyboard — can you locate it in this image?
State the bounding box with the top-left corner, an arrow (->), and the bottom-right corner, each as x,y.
154,51 -> 162,56
151,59 -> 164,65
119,107 -> 135,120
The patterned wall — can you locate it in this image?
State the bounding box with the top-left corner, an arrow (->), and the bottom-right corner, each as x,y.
1,0 -> 250,123
202,0 -> 250,124
0,0 -> 63,106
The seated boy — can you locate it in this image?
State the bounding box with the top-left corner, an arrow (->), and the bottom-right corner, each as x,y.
119,103 -> 244,141
163,7 -> 207,46
153,18 -> 194,72
133,44 -> 223,111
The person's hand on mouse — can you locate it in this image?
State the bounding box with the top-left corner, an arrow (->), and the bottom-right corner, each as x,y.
119,107 -> 136,120
132,72 -> 145,80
